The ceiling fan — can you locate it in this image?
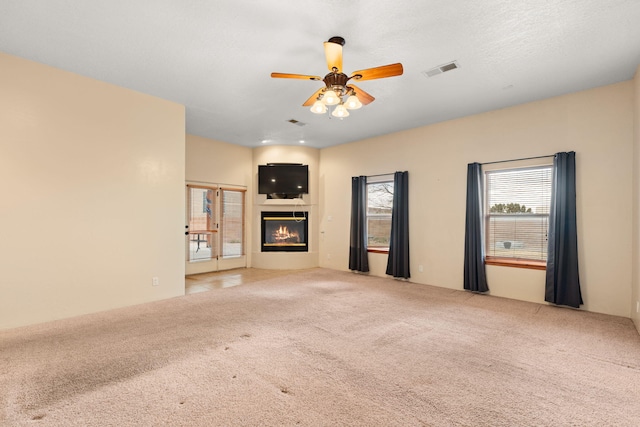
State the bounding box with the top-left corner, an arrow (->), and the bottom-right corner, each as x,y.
271,36 -> 403,118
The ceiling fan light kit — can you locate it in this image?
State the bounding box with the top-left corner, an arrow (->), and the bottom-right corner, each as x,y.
271,36 -> 403,119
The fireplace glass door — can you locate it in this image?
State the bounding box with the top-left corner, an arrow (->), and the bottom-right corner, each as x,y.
261,212 -> 308,252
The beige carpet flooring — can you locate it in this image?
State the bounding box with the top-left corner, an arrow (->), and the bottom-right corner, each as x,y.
1,268 -> 639,426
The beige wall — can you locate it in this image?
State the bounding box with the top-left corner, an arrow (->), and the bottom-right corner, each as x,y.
186,134 -> 253,186
633,66 -> 640,331
0,53 -> 186,329
320,81 -> 634,317
185,134 -> 253,272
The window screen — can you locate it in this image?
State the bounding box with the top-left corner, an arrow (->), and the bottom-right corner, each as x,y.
221,189 -> 245,258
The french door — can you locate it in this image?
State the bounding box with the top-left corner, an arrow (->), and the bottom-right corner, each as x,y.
186,184 -> 246,275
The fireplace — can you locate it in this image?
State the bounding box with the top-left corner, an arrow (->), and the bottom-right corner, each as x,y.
261,211 -> 308,252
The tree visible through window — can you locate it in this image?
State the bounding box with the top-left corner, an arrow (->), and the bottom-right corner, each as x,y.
485,166 -> 552,263
367,180 -> 394,249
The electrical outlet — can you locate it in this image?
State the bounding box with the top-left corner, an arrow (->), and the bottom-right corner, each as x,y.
636,301 -> 639,313
152,277 -> 159,287
419,265 -> 424,272
327,253 -> 331,260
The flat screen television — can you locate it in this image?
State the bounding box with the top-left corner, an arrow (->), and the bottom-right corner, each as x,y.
258,164 -> 309,197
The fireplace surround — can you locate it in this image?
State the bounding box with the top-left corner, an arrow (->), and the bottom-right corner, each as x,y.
261,211 -> 308,252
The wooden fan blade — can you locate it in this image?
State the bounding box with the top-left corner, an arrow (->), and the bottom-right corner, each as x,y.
346,84 -> 375,105
302,87 -> 325,106
350,63 -> 403,81
324,41 -> 343,72
271,73 -> 322,81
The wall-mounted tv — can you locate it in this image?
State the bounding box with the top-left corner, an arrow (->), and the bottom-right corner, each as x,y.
258,164 -> 309,198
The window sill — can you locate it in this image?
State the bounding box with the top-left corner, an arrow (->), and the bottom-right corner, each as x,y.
368,248 -> 389,254
485,257 -> 546,270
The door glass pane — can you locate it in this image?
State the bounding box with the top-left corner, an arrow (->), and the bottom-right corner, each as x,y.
188,187 -> 217,261
221,190 -> 244,258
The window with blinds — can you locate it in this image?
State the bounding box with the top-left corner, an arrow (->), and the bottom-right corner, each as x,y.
366,178 -> 394,249
485,165 -> 552,262
220,189 -> 245,258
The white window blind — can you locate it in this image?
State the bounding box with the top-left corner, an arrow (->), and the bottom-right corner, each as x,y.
485,166 -> 552,261
221,189 -> 245,258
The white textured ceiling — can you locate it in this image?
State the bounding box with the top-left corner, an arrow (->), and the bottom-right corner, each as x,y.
1,1 -> 640,148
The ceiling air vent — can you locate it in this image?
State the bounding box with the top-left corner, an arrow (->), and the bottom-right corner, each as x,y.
422,61 -> 459,78
287,119 -> 306,127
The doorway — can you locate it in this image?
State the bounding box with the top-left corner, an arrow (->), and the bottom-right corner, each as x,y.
186,184 -> 246,275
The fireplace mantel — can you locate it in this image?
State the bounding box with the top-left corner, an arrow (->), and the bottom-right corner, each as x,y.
259,198 -> 307,206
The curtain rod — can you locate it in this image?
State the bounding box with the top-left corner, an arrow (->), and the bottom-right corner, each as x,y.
187,180 -> 248,188
481,154 -> 555,166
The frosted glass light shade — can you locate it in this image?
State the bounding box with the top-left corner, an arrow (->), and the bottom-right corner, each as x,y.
310,100 -> 327,114
322,90 -> 340,105
345,95 -> 362,110
332,104 -> 350,118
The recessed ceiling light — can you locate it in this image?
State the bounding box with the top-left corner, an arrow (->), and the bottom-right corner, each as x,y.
299,140 -> 305,144
261,139 -> 269,144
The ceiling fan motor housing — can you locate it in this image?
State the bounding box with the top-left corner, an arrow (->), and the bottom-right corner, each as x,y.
323,72 -> 349,95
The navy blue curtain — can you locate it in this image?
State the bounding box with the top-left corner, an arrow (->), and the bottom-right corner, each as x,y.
464,163 -> 489,292
386,171 -> 410,278
545,152 -> 583,308
349,176 -> 369,272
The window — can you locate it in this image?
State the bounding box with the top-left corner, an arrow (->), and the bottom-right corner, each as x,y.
220,189 -> 245,258
187,185 -> 246,262
485,165 -> 552,268
366,177 -> 394,250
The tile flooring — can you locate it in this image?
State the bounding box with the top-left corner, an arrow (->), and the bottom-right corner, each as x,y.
185,268 -> 300,294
